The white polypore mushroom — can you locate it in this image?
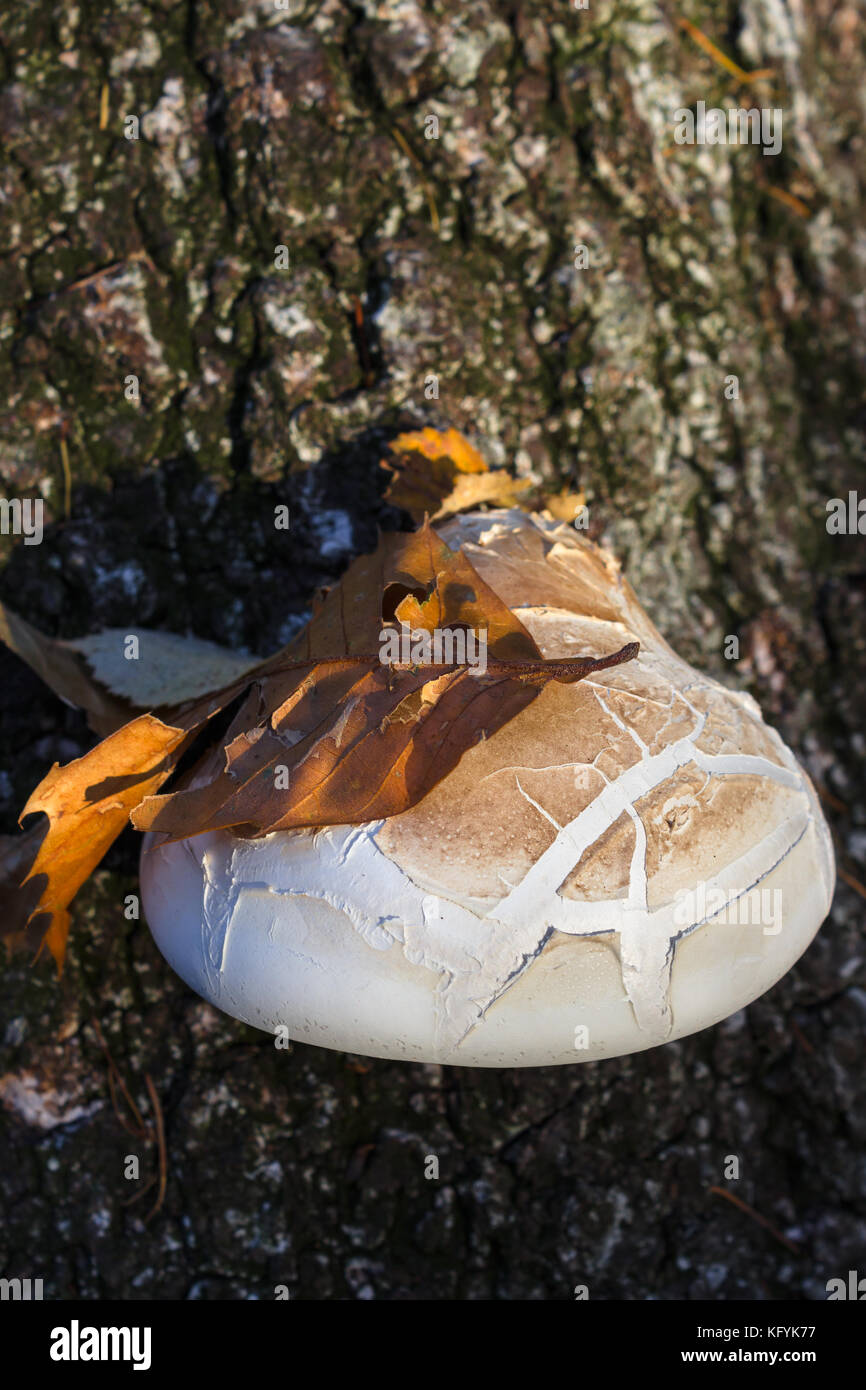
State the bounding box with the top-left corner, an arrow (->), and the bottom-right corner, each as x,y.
140,510 -> 835,1066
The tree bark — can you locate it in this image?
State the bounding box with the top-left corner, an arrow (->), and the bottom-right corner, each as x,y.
0,0 -> 863,1299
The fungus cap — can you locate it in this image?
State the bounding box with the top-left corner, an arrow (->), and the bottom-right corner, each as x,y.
140,511 -> 834,1066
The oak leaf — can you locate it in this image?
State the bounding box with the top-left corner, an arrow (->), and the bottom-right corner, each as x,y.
11,716 -> 191,969
133,521 -> 636,836
0,601 -> 260,733
0,600 -> 132,737
543,489 -> 588,525
2,519 -> 637,967
383,427 -> 532,521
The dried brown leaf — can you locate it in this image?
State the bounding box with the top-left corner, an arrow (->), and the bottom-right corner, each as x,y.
133,522 -> 636,837
0,600 -> 131,737
4,517 -> 639,967
382,427 -> 531,521
7,716 -> 192,969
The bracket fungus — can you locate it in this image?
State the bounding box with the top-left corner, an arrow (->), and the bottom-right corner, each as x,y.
139,510 -> 835,1066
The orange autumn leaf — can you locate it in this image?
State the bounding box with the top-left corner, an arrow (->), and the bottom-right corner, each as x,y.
391,521 -> 538,658
383,427 -> 531,521
391,427 -> 488,473
0,662 -> 271,968
541,488 -> 587,524
12,716 -> 192,969
134,521 -> 637,837
2,518 -> 638,967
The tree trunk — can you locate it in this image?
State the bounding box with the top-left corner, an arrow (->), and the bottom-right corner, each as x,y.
0,0 -> 863,1299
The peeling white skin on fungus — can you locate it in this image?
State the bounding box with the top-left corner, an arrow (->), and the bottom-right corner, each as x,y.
141,510 -> 835,1065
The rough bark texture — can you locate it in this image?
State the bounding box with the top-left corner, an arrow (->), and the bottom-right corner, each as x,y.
1,0 -> 864,1300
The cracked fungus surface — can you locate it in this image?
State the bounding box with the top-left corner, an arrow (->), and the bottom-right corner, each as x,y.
176,515 -> 832,1055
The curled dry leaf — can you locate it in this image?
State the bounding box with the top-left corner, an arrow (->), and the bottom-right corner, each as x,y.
0,602 -> 259,732
382,427 -> 532,521
1,519 -> 637,968
133,522 -> 637,836
389,426 -> 489,474
13,716 -> 192,969
0,600 -> 132,737
543,489 -> 588,525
